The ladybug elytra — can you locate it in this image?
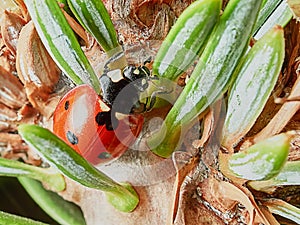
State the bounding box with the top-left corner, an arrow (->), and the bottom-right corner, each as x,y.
53,84 -> 143,165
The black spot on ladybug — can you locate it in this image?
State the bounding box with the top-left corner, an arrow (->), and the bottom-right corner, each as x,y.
64,101 -> 70,110
95,111 -> 119,131
98,152 -> 111,159
66,131 -> 78,145
95,112 -> 107,126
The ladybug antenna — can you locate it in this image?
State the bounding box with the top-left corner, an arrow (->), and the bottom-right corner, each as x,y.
143,56 -> 152,65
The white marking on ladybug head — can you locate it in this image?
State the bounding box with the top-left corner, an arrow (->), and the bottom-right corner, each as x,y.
107,69 -> 123,82
133,68 -> 140,75
99,99 -> 111,111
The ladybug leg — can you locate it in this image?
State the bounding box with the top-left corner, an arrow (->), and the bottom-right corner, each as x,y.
142,91 -> 157,112
149,75 -> 174,94
95,111 -> 119,131
144,83 -> 174,111
147,92 -> 157,111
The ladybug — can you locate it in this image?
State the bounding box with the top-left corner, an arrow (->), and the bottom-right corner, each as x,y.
53,84 -> 143,165
53,54 -> 169,165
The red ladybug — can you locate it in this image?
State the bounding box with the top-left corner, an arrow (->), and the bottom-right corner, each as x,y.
53,84 -> 143,165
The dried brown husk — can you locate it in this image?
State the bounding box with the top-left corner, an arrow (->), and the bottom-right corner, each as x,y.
0,102 -> 18,131
0,66 -> 26,109
16,21 -> 61,118
1,10 -> 26,56
0,38 -> 15,73
288,0 -> 300,21
108,0 -> 192,42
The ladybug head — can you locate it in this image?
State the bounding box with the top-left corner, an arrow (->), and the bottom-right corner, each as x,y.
123,65 -> 150,92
